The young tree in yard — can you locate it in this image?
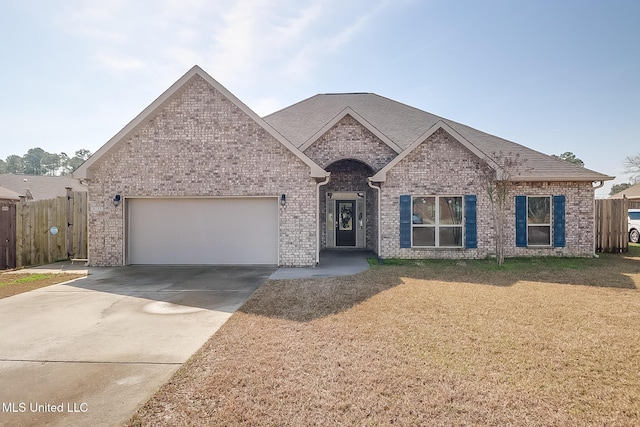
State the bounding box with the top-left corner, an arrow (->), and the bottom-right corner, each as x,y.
482,152 -> 528,266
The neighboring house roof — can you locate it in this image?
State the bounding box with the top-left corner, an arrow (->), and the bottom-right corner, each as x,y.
0,186 -> 20,201
264,93 -> 613,183
609,183 -> 640,200
74,66 -> 328,180
0,174 -> 87,201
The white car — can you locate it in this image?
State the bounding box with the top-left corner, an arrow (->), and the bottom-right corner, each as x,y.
630,209 -> 640,244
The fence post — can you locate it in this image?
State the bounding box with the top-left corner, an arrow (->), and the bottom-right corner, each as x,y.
66,187 -> 73,258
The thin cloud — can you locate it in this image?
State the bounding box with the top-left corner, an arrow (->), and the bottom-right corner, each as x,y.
94,52 -> 146,71
55,0 -> 391,84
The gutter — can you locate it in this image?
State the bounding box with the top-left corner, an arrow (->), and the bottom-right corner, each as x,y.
367,178 -> 382,259
592,181 -> 604,258
316,174 -> 331,265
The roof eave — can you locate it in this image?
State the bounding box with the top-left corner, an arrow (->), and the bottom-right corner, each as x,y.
74,65 -> 326,180
370,120 -> 500,182
508,175 -> 616,182
299,107 -> 403,154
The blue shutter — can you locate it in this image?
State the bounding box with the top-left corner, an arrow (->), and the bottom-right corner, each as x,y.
553,195 -> 566,247
515,196 -> 527,247
400,195 -> 411,248
464,195 -> 477,248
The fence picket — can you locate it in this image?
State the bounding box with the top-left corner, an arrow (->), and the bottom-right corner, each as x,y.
595,198 -> 629,253
14,192 -> 88,268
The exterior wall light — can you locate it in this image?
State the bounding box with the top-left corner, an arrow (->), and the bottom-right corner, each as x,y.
113,194 -> 121,207
280,194 -> 286,206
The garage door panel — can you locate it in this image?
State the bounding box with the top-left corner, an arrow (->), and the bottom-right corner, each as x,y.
127,198 -> 278,265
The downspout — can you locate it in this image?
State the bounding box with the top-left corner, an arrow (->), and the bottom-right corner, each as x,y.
592,181 -> 605,257
368,178 -> 382,259
316,174 -> 331,265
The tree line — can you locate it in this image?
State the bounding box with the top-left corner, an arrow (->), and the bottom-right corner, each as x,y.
610,153 -> 640,196
2,147 -> 637,194
550,151 -> 640,196
0,148 -> 91,176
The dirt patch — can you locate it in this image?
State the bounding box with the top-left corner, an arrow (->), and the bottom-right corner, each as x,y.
129,253 -> 640,426
0,273 -> 85,299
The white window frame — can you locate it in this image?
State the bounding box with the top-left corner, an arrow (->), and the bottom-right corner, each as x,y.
526,195 -> 552,247
411,195 -> 464,248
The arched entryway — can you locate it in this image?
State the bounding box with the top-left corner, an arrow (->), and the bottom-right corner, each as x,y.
320,159 -> 378,253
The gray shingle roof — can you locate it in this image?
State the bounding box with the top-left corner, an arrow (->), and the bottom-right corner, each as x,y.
609,183 -> 640,200
0,186 -> 20,201
264,93 -> 613,182
0,174 -> 87,201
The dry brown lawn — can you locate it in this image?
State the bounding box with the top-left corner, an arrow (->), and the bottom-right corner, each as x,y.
0,273 -> 85,299
130,249 -> 640,426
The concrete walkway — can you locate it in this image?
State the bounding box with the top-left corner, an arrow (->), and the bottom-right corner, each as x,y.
0,252 -> 371,426
270,250 -> 373,279
0,266 -> 274,427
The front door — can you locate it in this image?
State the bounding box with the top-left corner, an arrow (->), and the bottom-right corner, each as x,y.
335,200 -> 356,246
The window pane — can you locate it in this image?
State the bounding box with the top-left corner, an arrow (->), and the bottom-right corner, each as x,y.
440,227 -> 463,246
439,197 -> 463,224
412,197 -> 435,224
528,226 -> 551,245
528,197 -> 550,224
413,227 -> 435,246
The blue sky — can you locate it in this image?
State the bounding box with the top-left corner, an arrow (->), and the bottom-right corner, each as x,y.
1,0 -> 638,195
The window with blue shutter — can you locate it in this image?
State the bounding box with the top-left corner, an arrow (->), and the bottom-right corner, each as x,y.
464,195 -> 477,248
399,195 -> 411,248
553,195 -> 566,247
515,195 -> 527,247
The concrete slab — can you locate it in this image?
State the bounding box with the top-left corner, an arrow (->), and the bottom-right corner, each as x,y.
3,260 -> 91,275
270,250 -> 373,280
0,265 -> 274,427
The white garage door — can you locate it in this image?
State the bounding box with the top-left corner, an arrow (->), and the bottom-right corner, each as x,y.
127,198 -> 278,265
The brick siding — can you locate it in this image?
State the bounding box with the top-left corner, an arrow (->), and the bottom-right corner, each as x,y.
380,129 -> 595,259
303,115 -> 397,172
87,74 -> 317,266
319,160 -> 377,250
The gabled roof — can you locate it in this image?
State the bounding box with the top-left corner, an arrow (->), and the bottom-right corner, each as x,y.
264,93 -> 614,183
609,183 -> 640,200
298,107 -> 403,154
0,174 -> 86,200
74,66 -> 328,180
0,186 -> 20,201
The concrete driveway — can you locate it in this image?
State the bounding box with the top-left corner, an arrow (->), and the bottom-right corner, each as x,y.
0,265 -> 275,427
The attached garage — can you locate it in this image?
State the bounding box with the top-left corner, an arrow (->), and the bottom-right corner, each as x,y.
126,198 -> 278,265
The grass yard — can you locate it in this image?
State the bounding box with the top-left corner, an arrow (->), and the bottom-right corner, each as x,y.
130,246 -> 640,426
0,272 -> 85,299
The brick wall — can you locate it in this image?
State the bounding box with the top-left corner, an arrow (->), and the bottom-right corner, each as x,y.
87,74 -> 317,266
320,160 -> 377,250
303,115 -> 397,172
379,128 -> 595,259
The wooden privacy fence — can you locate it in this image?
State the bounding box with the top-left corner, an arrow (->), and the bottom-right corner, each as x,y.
595,198 -> 629,253
15,189 -> 87,268
0,201 -> 17,270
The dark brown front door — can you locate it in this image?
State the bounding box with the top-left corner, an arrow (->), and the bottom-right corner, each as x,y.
336,200 -> 356,246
